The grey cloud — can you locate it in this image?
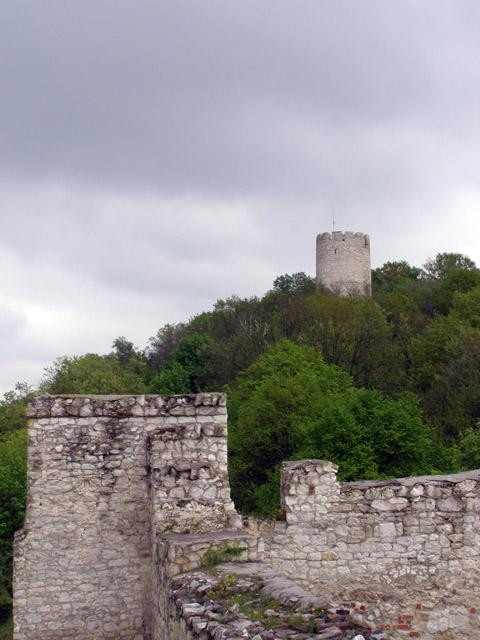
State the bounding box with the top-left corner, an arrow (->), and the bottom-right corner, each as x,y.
2,0 -> 480,201
0,305 -> 25,356
2,1 -> 480,391
0,184 -> 272,298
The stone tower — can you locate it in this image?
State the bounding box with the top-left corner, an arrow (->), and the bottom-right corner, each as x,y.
316,230 -> 371,296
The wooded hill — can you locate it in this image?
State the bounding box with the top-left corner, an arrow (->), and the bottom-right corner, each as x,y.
2,251 -> 480,635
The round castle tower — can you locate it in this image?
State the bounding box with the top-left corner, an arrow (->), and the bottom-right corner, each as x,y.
316,231 -> 371,296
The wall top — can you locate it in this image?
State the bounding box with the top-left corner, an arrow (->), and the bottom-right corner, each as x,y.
26,393 -> 226,418
343,468 -> 480,490
281,459 -> 480,490
282,459 -> 339,472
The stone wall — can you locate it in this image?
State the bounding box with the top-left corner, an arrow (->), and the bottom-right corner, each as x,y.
13,396 -> 480,639
274,460 -> 480,581
252,460 -> 480,638
316,230 -> 372,296
161,561 -> 373,640
13,394 -> 235,640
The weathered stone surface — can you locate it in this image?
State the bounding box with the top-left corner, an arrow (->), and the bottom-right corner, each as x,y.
253,458 -> 480,639
316,231 -> 371,296
166,562 -> 375,640
13,394 -> 480,640
14,394 -> 234,640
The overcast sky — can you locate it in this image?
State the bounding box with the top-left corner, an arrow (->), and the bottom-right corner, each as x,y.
1,0 -> 480,392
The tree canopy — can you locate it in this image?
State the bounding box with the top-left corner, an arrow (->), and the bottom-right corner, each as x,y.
40,354 -> 147,395
227,340 -> 432,515
423,252 -> 477,280
3,251 -> 480,635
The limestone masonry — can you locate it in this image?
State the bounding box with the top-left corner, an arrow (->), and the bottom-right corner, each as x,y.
14,395 -> 480,639
316,231 -> 372,296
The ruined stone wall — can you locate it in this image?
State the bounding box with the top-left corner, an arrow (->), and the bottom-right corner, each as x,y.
13,394 -> 233,640
14,396 -> 480,639
152,530 -> 258,640
273,460 -> 480,581
257,460 -> 480,638
316,231 -> 371,296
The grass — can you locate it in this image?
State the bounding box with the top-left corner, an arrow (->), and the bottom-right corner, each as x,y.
232,591 -> 284,629
206,575 -> 284,629
205,574 -> 324,633
200,544 -> 247,568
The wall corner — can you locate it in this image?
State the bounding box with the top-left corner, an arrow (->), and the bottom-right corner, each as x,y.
280,459 -> 340,526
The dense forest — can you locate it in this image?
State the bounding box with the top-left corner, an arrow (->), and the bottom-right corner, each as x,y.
2,251 -> 480,635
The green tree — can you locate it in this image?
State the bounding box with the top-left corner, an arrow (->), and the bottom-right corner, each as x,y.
0,385 -> 31,438
458,426 -> 480,470
149,361 -> 190,394
227,340 -> 351,513
272,272 -> 316,295
111,336 -> 138,363
146,323 -> 187,371
298,389 -> 431,481
203,296 -> 273,388
262,278 -> 312,343
423,252 -> 477,280
41,354 -> 147,394
374,286 -> 431,375
149,334 -> 214,394
450,285 -> 480,328
0,429 -> 27,625
227,340 -> 431,515
431,268 -> 480,315
372,261 -> 422,292
172,334 -> 213,391
409,316 -> 480,438
111,337 -> 150,385
300,295 -> 401,391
